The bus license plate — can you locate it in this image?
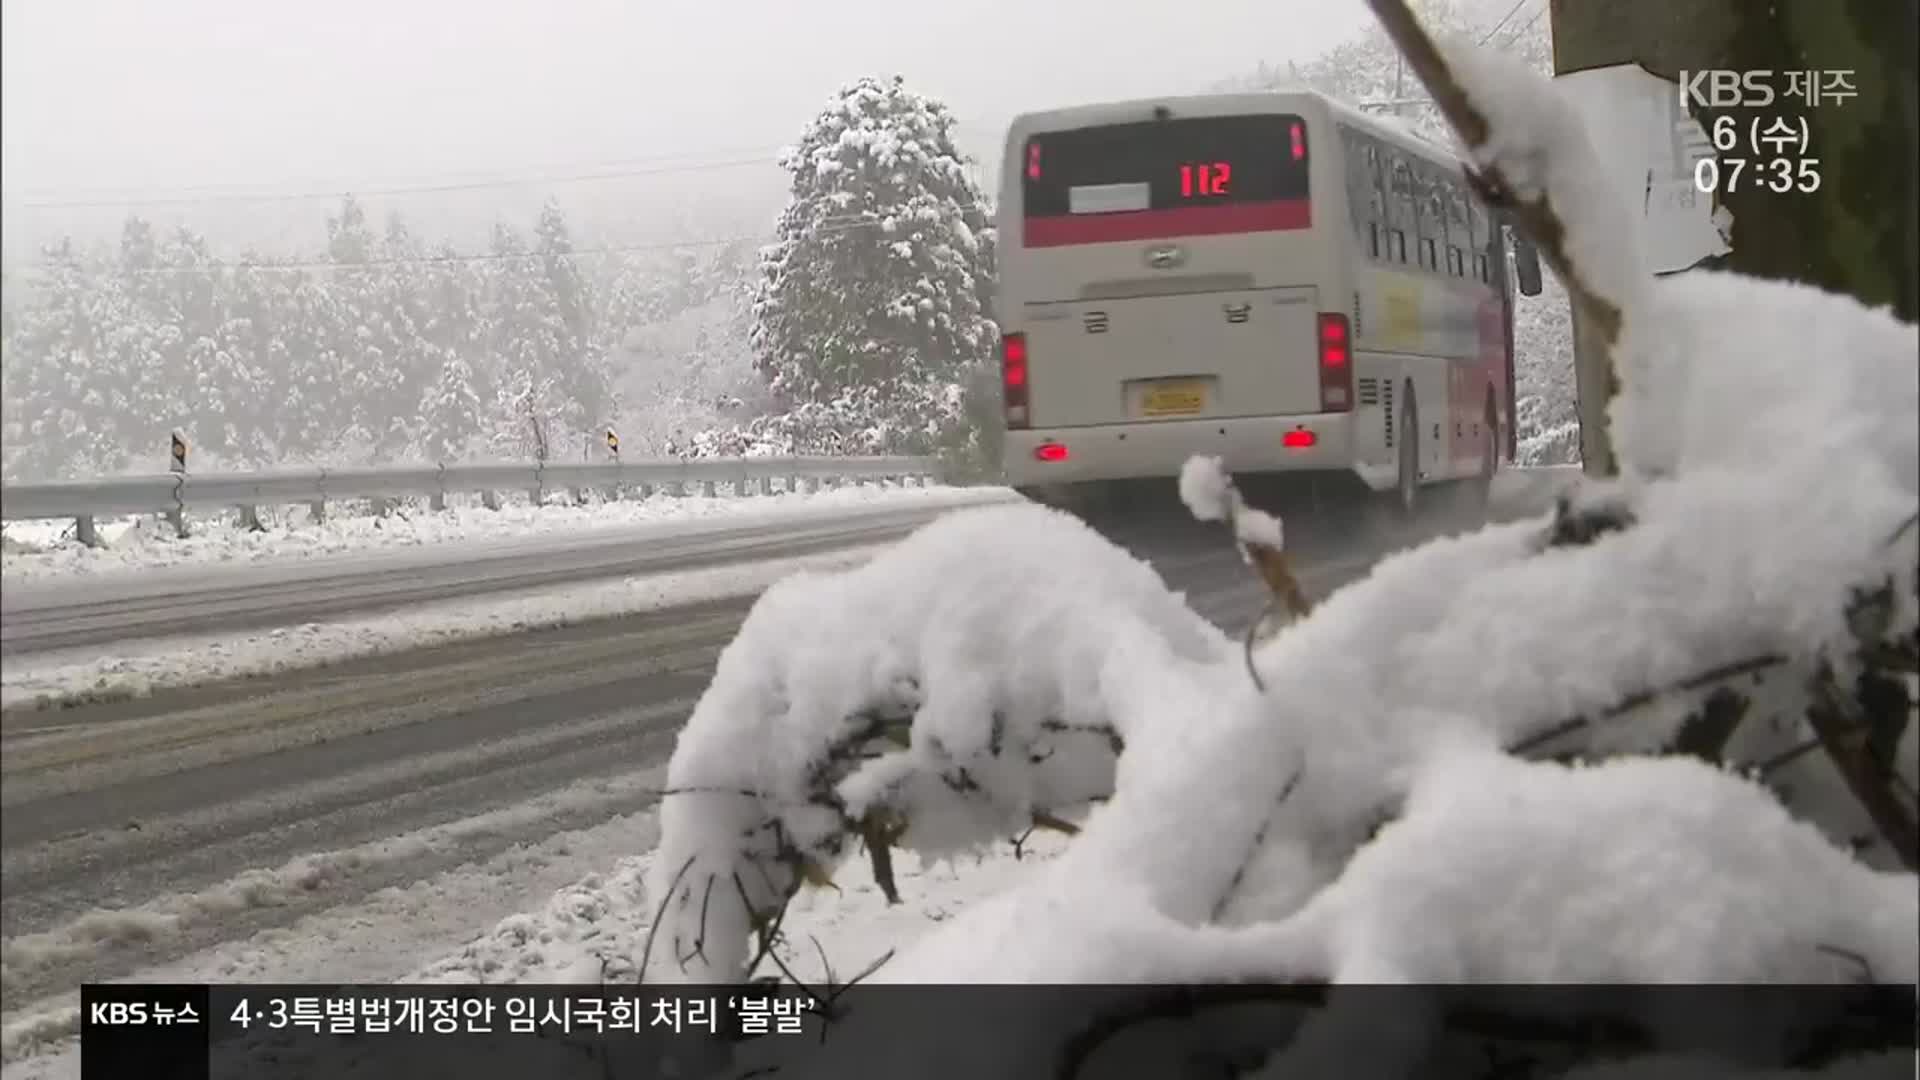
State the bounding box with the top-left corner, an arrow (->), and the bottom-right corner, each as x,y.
1142,382 -> 1206,417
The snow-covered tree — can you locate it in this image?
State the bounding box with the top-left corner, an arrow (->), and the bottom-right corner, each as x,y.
748,75 -> 997,459
640,17 -> 1917,1078
2,239 -> 119,478
412,243 -> 489,462
319,196 -> 398,464
416,354 -> 485,462
475,206 -> 613,462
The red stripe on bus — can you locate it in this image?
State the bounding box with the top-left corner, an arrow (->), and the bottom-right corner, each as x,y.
1022,199 -> 1312,248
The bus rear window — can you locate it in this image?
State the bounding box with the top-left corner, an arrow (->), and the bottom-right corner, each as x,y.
1022,114 -> 1310,220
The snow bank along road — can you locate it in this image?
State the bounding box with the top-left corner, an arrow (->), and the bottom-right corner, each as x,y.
0,489 -> 1005,657
0,475 -> 1566,1039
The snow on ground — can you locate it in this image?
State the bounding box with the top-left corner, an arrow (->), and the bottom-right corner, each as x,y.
0,543 -> 896,711
0,771 -> 666,1018
0,481 -> 978,582
409,828 -> 1069,989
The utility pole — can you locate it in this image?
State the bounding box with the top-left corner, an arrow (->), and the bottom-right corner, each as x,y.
1549,0 -> 1918,477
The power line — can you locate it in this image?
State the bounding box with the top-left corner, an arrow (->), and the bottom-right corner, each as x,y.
8,118 -> 1014,213
1478,0 -> 1531,44
1506,3 -> 1548,42
0,143 -> 801,205
3,215 -> 907,278
8,152 -> 792,212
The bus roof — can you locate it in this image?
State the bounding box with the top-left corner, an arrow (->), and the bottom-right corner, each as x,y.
1004,89 -> 1465,170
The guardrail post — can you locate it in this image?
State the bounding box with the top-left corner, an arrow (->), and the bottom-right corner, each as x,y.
370,497 -> 393,518
75,515 -> 99,548
310,467 -> 328,524
238,505 -> 264,532
702,479 -> 717,498
431,463 -> 447,513
482,489 -> 501,511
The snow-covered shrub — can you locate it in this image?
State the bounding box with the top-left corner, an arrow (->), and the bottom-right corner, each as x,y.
643,501 -> 1228,984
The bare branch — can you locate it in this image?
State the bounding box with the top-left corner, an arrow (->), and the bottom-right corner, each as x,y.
1807,663 -> 1919,871
1757,736 -> 1825,777
678,873 -> 719,974
1009,825 -> 1038,860
858,809 -> 906,905
636,854 -> 697,985
1210,761 -> 1307,922
1030,809 -> 1081,836
1815,942 -> 1877,984
1506,654 -> 1790,756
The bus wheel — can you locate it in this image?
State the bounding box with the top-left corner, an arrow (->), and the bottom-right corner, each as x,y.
1395,385 -> 1420,520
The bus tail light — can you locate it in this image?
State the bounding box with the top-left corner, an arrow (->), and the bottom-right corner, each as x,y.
1282,429 -> 1317,449
1034,442 -> 1069,462
1317,313 -> 1352,412
1002,332 -> 1031,429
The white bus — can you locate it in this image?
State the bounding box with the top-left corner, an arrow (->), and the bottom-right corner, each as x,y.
994,91 -> 1543,513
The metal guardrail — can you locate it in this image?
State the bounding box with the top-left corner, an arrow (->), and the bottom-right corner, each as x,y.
0,455 -> 940,547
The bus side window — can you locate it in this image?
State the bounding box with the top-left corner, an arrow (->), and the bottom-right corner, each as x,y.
1465,184 -> 1493,283
1446,181 -> 1470,277
1385,152 -> 1415,265
1413,161 -> 1447,275
1347,129 -> 1388,263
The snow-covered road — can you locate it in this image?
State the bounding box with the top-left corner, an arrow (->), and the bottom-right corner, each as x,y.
1,485 -> 1013,660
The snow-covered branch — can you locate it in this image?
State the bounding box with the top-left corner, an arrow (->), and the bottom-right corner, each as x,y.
641,7 -> 1916,1076
643,503 -> 1228,983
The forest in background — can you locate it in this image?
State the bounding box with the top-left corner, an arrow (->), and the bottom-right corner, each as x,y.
0,0 -> 1577,483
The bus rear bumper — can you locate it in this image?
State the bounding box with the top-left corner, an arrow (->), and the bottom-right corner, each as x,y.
1003,412 -> 1363,488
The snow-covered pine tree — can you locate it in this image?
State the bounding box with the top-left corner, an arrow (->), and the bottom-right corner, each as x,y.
749,75 -> 997,459
2,238 -> 118,479
207,255 -> 282,468
531,199 -> 612,450
413,242 -> 488,463
364,215 -> 441,461
321,196 -> 394,466
277,264 -> 349,462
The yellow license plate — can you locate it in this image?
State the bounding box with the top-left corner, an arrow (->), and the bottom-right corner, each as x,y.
1142,382 -> 1206,417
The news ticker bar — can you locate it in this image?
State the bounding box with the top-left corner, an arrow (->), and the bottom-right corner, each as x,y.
81,981 -> 1920,1080
82,983 -> 818,1080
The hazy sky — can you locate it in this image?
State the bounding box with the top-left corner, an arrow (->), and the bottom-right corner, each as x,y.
0,0 -> 1390,259
1,0 -> 1374,251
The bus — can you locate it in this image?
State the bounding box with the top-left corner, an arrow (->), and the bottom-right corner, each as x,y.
994,90 -> 1543,514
